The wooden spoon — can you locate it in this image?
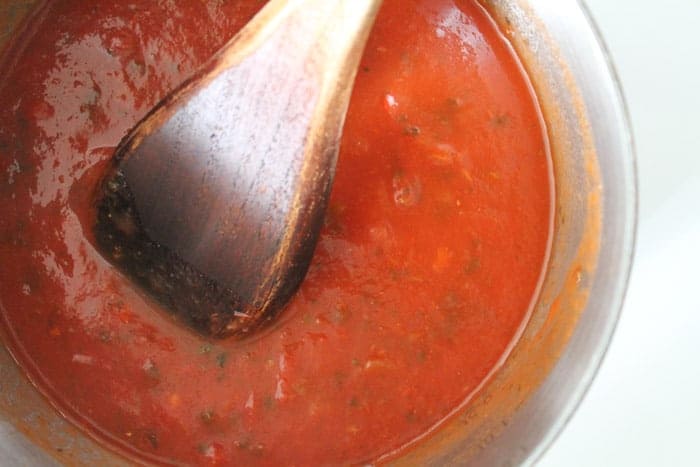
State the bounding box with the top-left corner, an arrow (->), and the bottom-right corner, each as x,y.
93,0 -> 383,338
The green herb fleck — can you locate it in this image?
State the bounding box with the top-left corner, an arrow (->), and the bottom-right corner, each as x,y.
491,113 -> 510,127
215,352 -> 228,368
330,305 -> 348,325
403,125 -> 421,136
200,409 -> 215,425
145,431 -> 158,449
464,257 -> 481,275
263,395 -> 275,410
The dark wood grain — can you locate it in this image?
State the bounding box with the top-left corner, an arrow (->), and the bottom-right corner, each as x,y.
94,0 -> 382,338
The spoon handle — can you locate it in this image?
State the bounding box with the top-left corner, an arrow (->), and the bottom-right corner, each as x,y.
97,0 -> 383,337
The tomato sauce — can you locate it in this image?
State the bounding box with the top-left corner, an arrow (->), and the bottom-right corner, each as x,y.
0,0 -> 552,464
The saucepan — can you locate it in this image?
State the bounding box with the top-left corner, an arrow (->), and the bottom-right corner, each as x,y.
0,0 -> 635,465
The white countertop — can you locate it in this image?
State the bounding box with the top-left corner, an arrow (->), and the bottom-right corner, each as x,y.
540,1 -> 700,465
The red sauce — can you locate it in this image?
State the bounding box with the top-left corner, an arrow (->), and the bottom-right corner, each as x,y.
0,0 -> 552,464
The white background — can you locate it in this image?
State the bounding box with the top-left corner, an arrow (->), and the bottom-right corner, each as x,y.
540,1 -> 700,466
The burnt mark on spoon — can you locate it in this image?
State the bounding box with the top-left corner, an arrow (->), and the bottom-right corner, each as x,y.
94,168 -> 272,338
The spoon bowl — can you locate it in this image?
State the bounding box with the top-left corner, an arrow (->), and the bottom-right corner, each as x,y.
93,0 -> 382,338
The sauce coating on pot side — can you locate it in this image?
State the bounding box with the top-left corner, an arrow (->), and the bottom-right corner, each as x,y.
0,0 -> 552,464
